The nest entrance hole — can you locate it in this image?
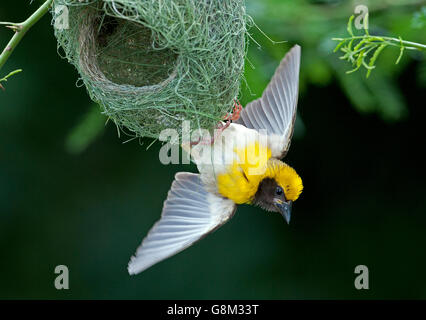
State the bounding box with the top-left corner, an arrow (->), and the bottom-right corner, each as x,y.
94,14 -> 178,87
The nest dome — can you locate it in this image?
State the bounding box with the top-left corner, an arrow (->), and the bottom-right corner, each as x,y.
52,0 -> 246,139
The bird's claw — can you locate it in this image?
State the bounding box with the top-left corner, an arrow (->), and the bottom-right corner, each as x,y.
224,99 -> 243,122
190,100 -> 242,146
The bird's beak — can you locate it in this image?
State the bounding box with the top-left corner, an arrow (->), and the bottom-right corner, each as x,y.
274,200 -> 292,224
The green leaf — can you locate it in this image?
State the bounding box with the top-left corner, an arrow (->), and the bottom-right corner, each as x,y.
366,72 -> 407,122
333,40 -> 346,53
347,15 -> 355,37
335,67 -> 375,113
0,69 -> 23,83
356,49 -> 365,68
364,12 -> 369,35
65,104 -> 107,154
395,37 -> 405,64
366,44 -> 386,78
353,39 -> 367,53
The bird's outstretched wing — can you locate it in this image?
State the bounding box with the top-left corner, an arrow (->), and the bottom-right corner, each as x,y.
128,172 -> 236,275
236,45 -> 301,158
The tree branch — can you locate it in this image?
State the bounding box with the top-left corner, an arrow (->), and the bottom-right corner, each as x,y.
333,36 -> 426,51
0,0 -> 53,74
0,69 -> 22,90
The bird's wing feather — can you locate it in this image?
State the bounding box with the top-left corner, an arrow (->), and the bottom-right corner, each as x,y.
128,172 -> 236,275
236,45 -> 301,158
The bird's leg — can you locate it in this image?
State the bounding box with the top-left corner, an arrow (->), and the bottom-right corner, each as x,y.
190,121 -> 230,146
200,121 -> 230,145
226,99 -> 243,121
190,99 -> 242,146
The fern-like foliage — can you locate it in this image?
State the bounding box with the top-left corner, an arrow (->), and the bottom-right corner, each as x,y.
333,15 -> 425,78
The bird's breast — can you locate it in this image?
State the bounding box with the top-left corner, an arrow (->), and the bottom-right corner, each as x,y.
190,123 -> 273,203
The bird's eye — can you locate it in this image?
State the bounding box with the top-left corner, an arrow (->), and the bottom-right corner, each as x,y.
275,187 -> 283,196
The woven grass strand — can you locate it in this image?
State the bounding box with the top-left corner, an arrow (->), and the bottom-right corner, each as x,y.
52,0 -> 247,139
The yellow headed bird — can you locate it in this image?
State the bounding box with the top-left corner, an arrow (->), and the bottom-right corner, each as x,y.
128,45 -> 303,275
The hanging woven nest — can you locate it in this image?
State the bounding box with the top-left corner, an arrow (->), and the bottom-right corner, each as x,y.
52,0 -> 247,139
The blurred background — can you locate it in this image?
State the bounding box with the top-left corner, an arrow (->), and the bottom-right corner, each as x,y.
1,0 -> 425,299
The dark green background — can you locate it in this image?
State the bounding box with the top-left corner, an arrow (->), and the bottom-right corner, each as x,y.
1,0 -> 425,299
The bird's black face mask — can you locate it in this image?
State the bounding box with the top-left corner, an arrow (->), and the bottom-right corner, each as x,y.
253,178 -> 293,224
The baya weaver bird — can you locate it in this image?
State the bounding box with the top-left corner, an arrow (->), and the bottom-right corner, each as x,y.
128,45 -> 303,275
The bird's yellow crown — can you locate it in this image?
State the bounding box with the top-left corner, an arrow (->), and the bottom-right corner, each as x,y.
217,142 -> 303,204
